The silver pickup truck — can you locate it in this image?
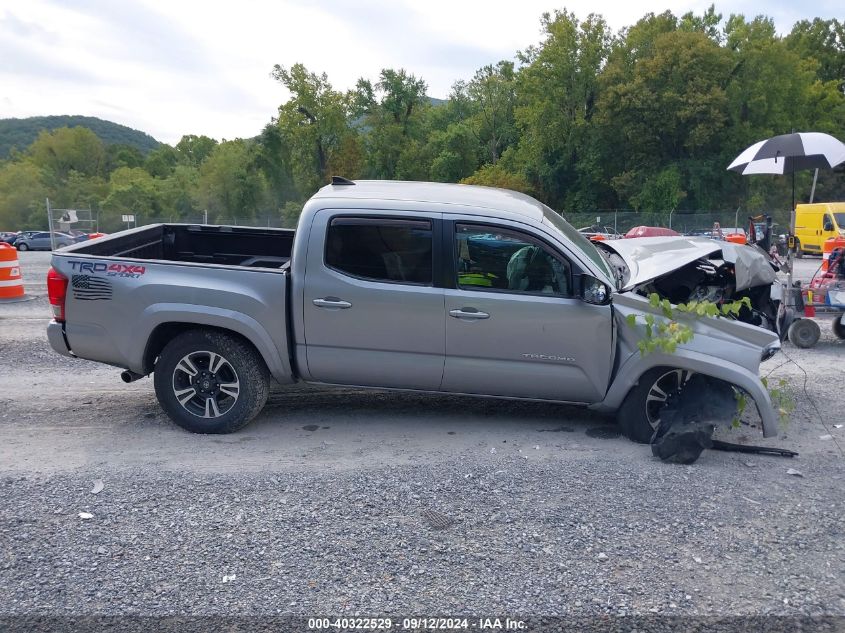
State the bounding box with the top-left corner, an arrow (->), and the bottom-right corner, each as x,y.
47,180 -> 781,441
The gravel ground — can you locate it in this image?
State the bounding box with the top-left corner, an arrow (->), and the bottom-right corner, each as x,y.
1,250 -> 843,629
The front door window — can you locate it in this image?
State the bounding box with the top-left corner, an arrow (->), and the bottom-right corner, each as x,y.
455,224 -> 571,296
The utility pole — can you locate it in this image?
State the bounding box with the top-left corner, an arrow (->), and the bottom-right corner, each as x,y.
809,168 -> 819,204
46,198 -> 56,251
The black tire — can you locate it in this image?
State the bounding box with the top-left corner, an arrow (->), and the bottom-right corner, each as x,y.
616,367 -> 694,444
787,318 -> 820,348
17,243 -> 28,251
153,329 -> 270,434
794,240 -> 803,258
833,315 -> 845,340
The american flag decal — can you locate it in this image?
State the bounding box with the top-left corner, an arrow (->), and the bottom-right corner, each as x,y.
71,275 -> 113,301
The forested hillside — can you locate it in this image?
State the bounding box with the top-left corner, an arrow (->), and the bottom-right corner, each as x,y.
0,116 -> 160,159
0,7 -> 843,232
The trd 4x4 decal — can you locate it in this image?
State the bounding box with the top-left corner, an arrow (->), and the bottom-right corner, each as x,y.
69,261 -> 146,278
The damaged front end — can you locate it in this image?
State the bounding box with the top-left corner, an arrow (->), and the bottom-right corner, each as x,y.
597,237 -> 781,335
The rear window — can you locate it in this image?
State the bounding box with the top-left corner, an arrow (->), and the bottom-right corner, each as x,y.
326,217 -> 433,285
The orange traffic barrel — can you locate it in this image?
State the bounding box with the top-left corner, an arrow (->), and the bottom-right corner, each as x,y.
822,237 -> 845,272
0,242 -> 25,300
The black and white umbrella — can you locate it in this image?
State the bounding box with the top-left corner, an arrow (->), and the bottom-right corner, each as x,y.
728,132 -> 845,176
728,132 -> 845,210
728,132 -> 845,327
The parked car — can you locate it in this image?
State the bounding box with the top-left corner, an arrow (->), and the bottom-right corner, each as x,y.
16,231 -> 75,251
685,227 -> 747,241
578,225 -> 621,241
3,230 -> 39,246
685,228 -> 713,238
624,226 -> 680,238
62,231 -> 109,244
47,180 -> 781,443
0,231 -> 18,243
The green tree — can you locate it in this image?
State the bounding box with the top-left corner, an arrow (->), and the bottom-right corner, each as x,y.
104,144 -> 144,172
0,161 -> 48,229
460,163 -> 533,195
175,135 -> 218,167
785,18 -> 845,87
28,127 -> 104,183
158,165 -> 200,219
596,29 -> 733,209
354,68 -> 429,179
101,167 -> 161,229
512,11 -> 613,208
466,61 -> 517,165
195,140 -> 267,221
272,63 -> 352,195
144,145 -> 180,178
254,123 -> 298,210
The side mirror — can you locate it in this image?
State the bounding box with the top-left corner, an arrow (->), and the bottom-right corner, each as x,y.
580,275 -> 612,305
824,217 -> 834,232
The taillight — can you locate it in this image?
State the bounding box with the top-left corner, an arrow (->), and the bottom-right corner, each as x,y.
47,267 -> 68,322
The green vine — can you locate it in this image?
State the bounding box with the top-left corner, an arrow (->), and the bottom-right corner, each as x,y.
761,376 -> 796,428
626,293 -> 793,427
624,293 -> 751,356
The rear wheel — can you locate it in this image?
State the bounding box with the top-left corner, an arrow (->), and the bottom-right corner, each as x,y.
617,367 -> 694,443
833,315 -> 845,340
153,330 -> 269,433
787,318 -> 820,348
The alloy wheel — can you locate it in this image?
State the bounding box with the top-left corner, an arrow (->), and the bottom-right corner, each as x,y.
171,350 -> 240,418
644,369 -> 694,429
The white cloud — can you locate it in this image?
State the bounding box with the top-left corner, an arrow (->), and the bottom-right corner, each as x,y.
0,0 -> 840,145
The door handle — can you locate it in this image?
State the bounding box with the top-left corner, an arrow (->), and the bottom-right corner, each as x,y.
449,308 -> 490,320
313,297 -> 352,309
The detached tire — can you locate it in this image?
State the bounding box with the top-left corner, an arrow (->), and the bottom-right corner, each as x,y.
153,329 -> 270,434
787,318 -> 820,348
616,367 -> 694,444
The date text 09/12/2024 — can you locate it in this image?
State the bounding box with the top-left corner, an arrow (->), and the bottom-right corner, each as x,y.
307,618 -> 527,630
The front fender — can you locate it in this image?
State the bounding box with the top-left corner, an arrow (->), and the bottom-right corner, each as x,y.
593,348 -> 779,438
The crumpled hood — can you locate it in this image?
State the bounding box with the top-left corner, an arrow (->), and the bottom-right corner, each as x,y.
601,236 -> 776,292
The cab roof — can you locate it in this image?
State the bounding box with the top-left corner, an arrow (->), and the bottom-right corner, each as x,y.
312,180 -> 546,221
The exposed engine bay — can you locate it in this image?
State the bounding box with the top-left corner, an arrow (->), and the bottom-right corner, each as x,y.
596,237 -> 781,334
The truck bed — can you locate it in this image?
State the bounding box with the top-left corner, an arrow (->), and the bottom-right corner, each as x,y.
68,224 -> 295,269
50,223 -> 296,384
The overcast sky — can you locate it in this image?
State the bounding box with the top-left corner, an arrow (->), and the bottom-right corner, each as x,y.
1,0 -> 840,145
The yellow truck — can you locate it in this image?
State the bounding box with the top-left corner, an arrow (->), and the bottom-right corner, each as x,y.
794,202 -> 845,256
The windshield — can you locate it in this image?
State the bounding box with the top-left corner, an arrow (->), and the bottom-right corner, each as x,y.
834,213 -> 845,228
541,206 -> 613,281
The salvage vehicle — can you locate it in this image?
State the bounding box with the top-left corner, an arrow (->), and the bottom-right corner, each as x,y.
46,180 -> 781,443
595,236 -> 782,335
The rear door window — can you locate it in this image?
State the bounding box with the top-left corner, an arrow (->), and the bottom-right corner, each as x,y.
326,217 -> 433,285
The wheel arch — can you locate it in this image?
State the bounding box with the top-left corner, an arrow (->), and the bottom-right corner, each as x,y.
142,323 -> 269,375
592,351 -> 779,438
131,304 -> 294,384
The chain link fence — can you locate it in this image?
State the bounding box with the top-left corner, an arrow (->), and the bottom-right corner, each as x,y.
99,214 -> 293,233
559,209 -> 777,237
97,209 -> 784,237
